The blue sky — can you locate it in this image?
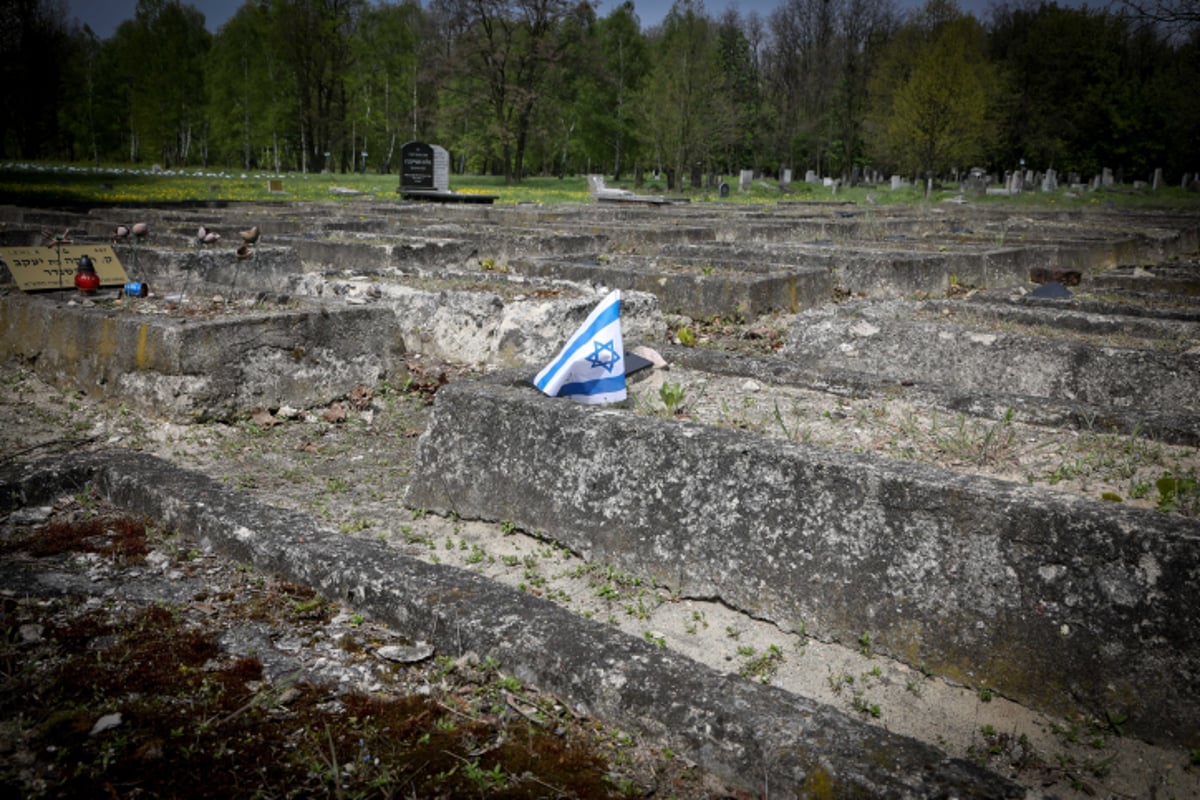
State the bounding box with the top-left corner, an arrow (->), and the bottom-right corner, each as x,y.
67,0 -> 1031,40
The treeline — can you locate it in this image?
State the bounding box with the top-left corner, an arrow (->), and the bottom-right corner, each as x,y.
3,0 -> 1198,184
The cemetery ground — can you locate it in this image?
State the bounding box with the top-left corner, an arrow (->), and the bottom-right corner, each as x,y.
2,337 -> 1198,798
1,178 -> 1199,797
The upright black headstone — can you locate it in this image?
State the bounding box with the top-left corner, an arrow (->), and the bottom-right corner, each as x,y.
401,141 -> 435,192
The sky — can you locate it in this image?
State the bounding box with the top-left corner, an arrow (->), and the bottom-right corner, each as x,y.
66,0 -> 1027,41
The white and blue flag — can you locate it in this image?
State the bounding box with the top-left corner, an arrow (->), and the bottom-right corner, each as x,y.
534,290 -> 626,404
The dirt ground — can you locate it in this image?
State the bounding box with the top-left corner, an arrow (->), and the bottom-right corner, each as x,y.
2,345 -> 1198,799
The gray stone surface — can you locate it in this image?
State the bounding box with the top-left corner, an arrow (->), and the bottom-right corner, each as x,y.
356,284 -> 664,367
130,245 -> 304,293
404,373 -> 1200,746
0,292 -> 403,421
510,255 -> 827,319
0,452 -> 1023,798
784,299 -> 1200,412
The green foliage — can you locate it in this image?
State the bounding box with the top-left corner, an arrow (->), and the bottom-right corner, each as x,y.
7,0 -> 1200,183
1155,470 -> 1198,515
659,381 -> 687,416
881,14 -> 995,176
633,0 -> 734,181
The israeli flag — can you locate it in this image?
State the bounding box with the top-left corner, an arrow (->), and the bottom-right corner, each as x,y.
534,290 -> 626,404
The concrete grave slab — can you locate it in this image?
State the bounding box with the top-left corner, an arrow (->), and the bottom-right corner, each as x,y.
509,254 -> 827,319
0,291 -> 402,421
0,451 -> 1024,798
405,372 -> 1200,746
784,299 -> 1200,412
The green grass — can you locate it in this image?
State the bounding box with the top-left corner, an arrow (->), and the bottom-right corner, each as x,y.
5,160 -> 1200,210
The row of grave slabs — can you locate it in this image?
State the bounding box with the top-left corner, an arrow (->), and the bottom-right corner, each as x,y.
399,204 -> 1200,750
4,196 -> 1195,412
0,200 -> 1195,412
2,198 -> 1200,786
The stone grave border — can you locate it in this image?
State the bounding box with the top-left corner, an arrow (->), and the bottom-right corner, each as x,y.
0,451 -> 1024,798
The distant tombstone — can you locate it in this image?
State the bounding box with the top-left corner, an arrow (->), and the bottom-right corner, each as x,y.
890,175 -> 903,190
1068,172 -> 1081,186
719,182 -> 730,198
965,167 -> 987,196
1182,173 -> 1191,190
805,170 -> 819,184
1041,169 -> 1057,192
1152,168 -> 1163,191
399,141 -> 454,196
780,168 -> 792,187
1102,167 -> 1114,187
849,166 -> 861,186
739,169 -> 754,191
1091,175 -> 1101,190
1007,172 -> 1022,195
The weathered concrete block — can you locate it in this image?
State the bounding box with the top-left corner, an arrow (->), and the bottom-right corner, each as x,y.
125,245 -> 304,293
785,300 -> 1200,412
0,451 -> 1023,798
0,293 -> 402,421
361,285 -> 664,367
291,238 -> 393,271
511,256 -> 826,319
405,374 -> 1200,746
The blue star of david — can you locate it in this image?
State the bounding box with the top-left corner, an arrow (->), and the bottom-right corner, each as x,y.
585,339 -> 620,373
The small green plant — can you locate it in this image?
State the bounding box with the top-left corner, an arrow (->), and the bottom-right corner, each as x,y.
676,326 -> 696,347
857,631 -> 873,657
739,644 -> 784,683
851,693 -> 882,718
1156,470 -> 1198,515
683,609 -> 708,635
659,381 -> 687,416
494,675 -> 521,692
978,686 -> 994,702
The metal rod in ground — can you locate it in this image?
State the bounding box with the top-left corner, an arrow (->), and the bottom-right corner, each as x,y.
228,256 -> 239,308
178,261 -> 193,307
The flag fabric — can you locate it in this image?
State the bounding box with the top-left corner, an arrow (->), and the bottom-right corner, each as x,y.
534,290 -> 626,404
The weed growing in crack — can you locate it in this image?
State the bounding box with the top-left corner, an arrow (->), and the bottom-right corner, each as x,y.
739,644 -> 784,684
